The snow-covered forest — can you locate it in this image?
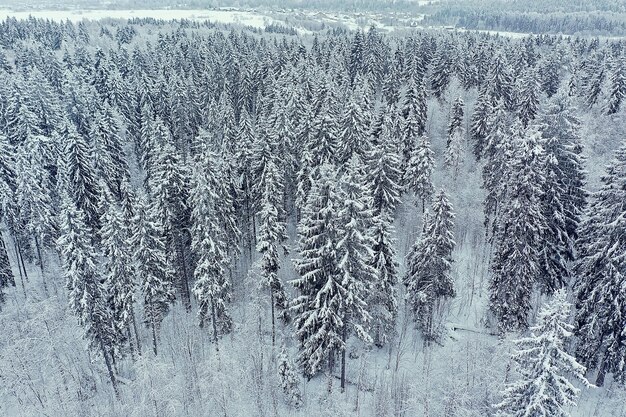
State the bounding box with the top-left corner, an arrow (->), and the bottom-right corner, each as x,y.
0,10 -> 625,417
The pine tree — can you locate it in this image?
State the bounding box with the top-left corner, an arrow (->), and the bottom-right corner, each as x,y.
405,135 -> 435,212
489,128 -> 547,332
190,146 -> 233,348
575,144 -> 626,386
277,346 -> 303,408
257,156 -> 289,346
495,290 -> 591,417
131,193 -> 176,355
404,190 -> 456,341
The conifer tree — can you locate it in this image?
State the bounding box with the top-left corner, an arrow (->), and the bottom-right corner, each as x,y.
367,122 -> 403,216
575,144 -> 626,386
60,122 -> 101,232
339,85 -> 371,164
489,128 -> 547,332
292,164 -> 371,385
131,193 -> 176,355
100,185 -> 140,358
404,190 -> 456,341
401,76 -> 428,167
405,135 -> 435,212
495,290 -> 591,417
516,68 -> 540,128
58,196 -> 119,395
149,138 -> 192,310
445,97 -> 465,174
277,347 -> 303,408
257,156 -> 289,345
369,210 -> 399,348
190,146 -> 233,348
607,55 -> 626,115
0,235 -> 15,310
470,86 -> 494,160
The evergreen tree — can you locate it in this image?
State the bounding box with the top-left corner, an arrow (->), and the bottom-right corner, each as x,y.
131,193 -> 176,355
190,146 -> 233,348
470,86 -> 494,160
277,346 -> 303,409
495,290 -> 591,417
149,138 -> 192,311
405,135 -> 435,212
367,123 -> 403,216
607,55 -> 626,115
404,190 -> 456,341
257,156 -> 289,345
0,235 -> 15,310
516,68 -> 540,128
60,122 -> 101,233
401,76 -> 428,167
292,164 -> 370,384
445,97 -> 465,174
489,128 -> 547,332
57,196 -> 119,396
100,185 -> 140,358
575,144 -> 626,386
339,84 -> 371,164
369,210 -> 399,348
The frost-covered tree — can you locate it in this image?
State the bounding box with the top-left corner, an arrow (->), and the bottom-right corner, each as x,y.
404,190 -> 456,341
277,346 -> 303,408
367,123 -> 403,216
405,135 -> 435,212
369,209 -> 399,348
470,86 -> 494,160
495,290 -> 591,417
0,235 -> 15,309
401,76 -> 428,167
257,156 -> 289,345
607,55 -> 625,115
100,185 -> 140,358
190,146 -> 233,348
339,82 -> 371,164
292,164 -> 371,387
490,128 -> 547,332
445,97 -> 465,174
149,138 -> 192,310
58,195 -> 119,395
516,67 -> 540,128
575,144 -> 626,386
60,122 -> 101,233
131,193 -> 176,355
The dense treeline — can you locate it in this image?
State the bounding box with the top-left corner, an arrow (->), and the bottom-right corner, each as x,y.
0,14 -> 625,416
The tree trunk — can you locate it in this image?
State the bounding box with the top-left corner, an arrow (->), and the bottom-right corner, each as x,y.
270,289 -> 276,347
596,356 -> 607,387
12,240 -> 27,298
210,294 -> 220,352
131,307 -> 142,357
341,325 -> 347,393
151,313 -> 158,356
15,239 -> 29,282
100,339 -> 119,399
33,235 -> 47,294
175,232 -> 192,312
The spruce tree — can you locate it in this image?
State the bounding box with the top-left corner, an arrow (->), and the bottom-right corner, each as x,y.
495,290 -> 591,417
0,235 -> 15,309
277,346 -> 303,408
131,193 -> 176,355
489,128 -> 547,332
607,55 -> 626,115
58,195 -> 119,396
405,135 -> 435,212
575,144 -> 626,386
100,185 -> 140,358
367,123 -> 403,216
369,210 -> 399,348
190,146 -> 233,348
516,68 -> 540,128
257,156 -> 289,346
404,190 -> 456,341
